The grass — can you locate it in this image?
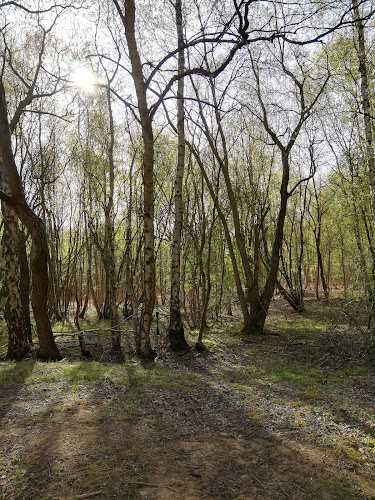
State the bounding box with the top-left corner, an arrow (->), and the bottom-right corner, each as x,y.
0,359 -> 36,384
1,298 -> 375,499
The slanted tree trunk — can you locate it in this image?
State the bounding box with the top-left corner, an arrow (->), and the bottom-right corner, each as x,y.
74,279 -> 90,358
123,154 -> 135,318
189,75 -> 254,330
168,0 -> 189,351
277,184 -> 307,312
91,272 -> 104,320
246,153 -> 290,334
188,143 -> 251,324
80,213 -> 91,319
48,220 -> 62,321
0,82 -> 61,361
311,178 -> 329,301
351,182 -> 368,294
315,229 -> 329,300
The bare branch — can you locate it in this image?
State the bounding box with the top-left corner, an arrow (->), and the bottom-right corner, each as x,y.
0,1 -> 85,14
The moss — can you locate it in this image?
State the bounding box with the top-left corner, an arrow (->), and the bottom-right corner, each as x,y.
362,434 -> 375,454
227,382 -> 254,392
66,361 -> 104,383
321,473 -> 360,499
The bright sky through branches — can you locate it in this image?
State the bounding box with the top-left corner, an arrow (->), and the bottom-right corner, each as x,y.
70,63 -> 96,92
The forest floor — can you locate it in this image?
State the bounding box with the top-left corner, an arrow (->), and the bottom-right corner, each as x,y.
0,298 -> 375,500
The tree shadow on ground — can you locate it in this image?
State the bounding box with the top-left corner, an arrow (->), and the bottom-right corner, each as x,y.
0,359 -> 36,418
0,352 -> 372,500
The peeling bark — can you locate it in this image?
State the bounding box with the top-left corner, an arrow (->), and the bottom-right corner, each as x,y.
0,201 -> 29,360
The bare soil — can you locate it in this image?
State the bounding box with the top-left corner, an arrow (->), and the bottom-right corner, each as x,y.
1,299 -> 374,499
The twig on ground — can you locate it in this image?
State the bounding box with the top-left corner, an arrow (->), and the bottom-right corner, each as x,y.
294,482 -> 310,494
132,481 -> 176,492
284,335 -> 305,348
75,491 -> 102,499
249,472 -> 267,491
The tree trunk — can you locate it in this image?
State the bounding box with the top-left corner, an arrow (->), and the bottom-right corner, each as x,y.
315,231 -> 329,300
122,155 -> 135,319
246,154 -> 290,334
1,202 -> 30,360
352,0 -> 375,328
104,86 -> 122,355
0,82 -> 61,361
197,207 -> 215,346
188,143 -> 251,325
90,272 -> 103,320
48,230 -> 62,321
191,78 -> 253,329
80,218 -> 92,319
352,193 -> 368,293
74,280 -> 90,358
313,179 -> 329,301
117,0 -> 156,360
168,0 -> 189,351
18,227 -> 32,343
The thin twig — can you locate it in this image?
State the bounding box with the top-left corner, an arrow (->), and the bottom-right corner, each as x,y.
294,482 -> 310,494
249,473 -> 267,491
284,335 -> 305,348
132,481 -> 176,492
75,491 -> 102,499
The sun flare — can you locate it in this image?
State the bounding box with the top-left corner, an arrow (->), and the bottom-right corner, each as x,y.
70,67 -> 96,91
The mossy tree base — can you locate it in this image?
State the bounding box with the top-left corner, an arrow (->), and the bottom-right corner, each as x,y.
6,345 -> 30,361
37,351 -> 62,362
139,346 -> 157,363
169,326 -> 190,352
195,341 -> 207,352
242,321 -> 266,336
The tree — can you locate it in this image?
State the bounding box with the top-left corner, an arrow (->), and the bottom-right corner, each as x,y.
168,0 -> 190,351
308,176 -> 331,301
0,197 -> 29,360
233,42 -> 328,333
0,4 -> 69,360
0,83 -> 61,360
111,0 -> 157,360
352,0 -> 375,326
278,181 -> 310,312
